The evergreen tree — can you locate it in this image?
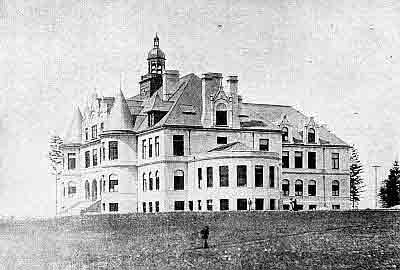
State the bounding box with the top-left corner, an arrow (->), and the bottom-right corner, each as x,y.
349,147 -> 364,209
48,135 -> 63,215
379,160 -> 400,208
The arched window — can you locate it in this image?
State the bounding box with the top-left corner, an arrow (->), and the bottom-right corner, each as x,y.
101,175 -> 106,193
68,181 -> 77,197
109,174 -> 118,192
155,171 -> 160,190
149,172 -> 153,191
308,180 -> 316,196
143,173 -> 147,192
85,180 -> 90,200
332,180 -> 339,196
92,180 -> 97,201
295,180 -> 303,196
282,179 -> 290,196
215,103 -> 227,126
282,127 -> 289,142
174,170 -> 184,190
308,128 -> 316,143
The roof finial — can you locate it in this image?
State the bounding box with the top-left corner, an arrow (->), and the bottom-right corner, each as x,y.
119,72 -> 125,91
154,32 -> 159,48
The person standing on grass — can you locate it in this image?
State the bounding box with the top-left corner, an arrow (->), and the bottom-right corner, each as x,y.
200,226 -> 209,248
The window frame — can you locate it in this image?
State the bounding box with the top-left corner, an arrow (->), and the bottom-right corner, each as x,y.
217,136 -> 228,144
108,141 -> 118,160
219,166 -> 229,187
332,153 -> 340,169
282,151 -> 289,168
295,151 -> 303,168
295,180 -> 303,196
282,179 -> 290,196
237,165 -> 247,187
206,167 -> 213,188
173,170 -> 184,190
259,139 -> 269,151
172,135 -> 184,156
67,153 -> 76,170
308,152 -> 316,169
255,165 -> 263,187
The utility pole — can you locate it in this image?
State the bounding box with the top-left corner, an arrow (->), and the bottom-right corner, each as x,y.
372,165 -> 381,209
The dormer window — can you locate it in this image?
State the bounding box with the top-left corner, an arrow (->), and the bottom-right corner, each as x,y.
216,103 -> 227,126
282,127 -> 289,142
308,128 -> 316,143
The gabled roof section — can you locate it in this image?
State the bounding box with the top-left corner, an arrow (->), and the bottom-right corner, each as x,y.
105,89 -> 133,131
208,142 -> 253,152
64,107 -> 82,144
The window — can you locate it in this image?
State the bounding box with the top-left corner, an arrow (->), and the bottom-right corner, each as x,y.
142,202 -> 146,213
174,201 -> 184,211
92,180 -> 97,201
109,203 -> 118,212
99,179 -> 102,195
219,166 -> 229,187
100,122 -> 104,132
109,141 -> 118,160
174,170 -> 184,190
207,199 -> 213,211
198,168 -> 202,189
155,201 -> 159,212
332,180 -> 339,196
173,135 -> 184,156
91,125 -> 97,139
308,152 -> 316,169
102,142 -> 105,160
255,165 -> 263,187
282,127 -> 289,142
67,153 -> 76,170
296,205 -> 304,211
85,180 -> 90,200
309,205 -> 317,210
101,175 -> 105,193
308,180 -> 316,196
270,199 -> 276,210
99,147 -> 102,164
237,165 -> 247,187
259,139 -> 269,151
332,204 -> 340,210
220,199 -> 229,211
282,180 -> 290,196
237,199 -> 247,211
282,151 -> 289,168
109,174 -> 118,192
198,200 -> 202,211
149,172 -> 153,191
283,204 -> 290,210
308,128 -> 315,143
92,149 -> 98,167
85,151 -> 90,168
142,140 -> 147,159
68,182 -> 77,196
269,166 -> 275,188
155,136 -> 160,157
295,151 -> 303,168
217,136 -> 227,144
189,201 -> 193,211
155,171 -> 160,190
85,128 -> 89,141
216,103 -> 227,126
142,173 -> 147,192
207,167 -> 213,187
149,202 -> 153,213
255,198 -> 264,210
332,153 -> 339,169
295,180 -> 303,196
148,138 -> 153,158
102,203 -> 105,211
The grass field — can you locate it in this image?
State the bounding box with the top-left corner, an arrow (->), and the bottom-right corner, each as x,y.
1,210 -> 400,269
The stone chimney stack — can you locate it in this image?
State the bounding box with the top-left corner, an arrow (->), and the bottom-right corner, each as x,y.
201,73 -> 222,127
227,75 -> 238,95
162,70 -> 179,100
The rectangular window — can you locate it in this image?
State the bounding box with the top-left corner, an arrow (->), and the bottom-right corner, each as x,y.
220,199 -> 229,211
207,167 -> 213,187
198,168 -> 202,189
109,141 -> 118,160
102,142 -> 105,160
92,149 -> 98,166
255,165 -> 263,187
255,198 -> 264,210
308,152 -> 316,169
85,151 -> 90,168
143,202 -> 146,213
216,111 -> 227,126
142,140 -> 147,159
91,125 -> 97,139
174,201 -> 184,211
309,205 -> 317,210
219,166 -> 229,187
237,199 -> 247,211
148,138 -> 153,158
270,199 -> 276,210
85,128 -> 89,141
155,201 -> 159,212
67,153 -> 76,170
283,204 -> 290,210
99,147 -> 102,164
259,139 -> 269,151
189,201 -> 193,211
269,166 -> 275,188
207,199 -> 213,211
237,165 -> 247,187
173,135 -> 184,156
109,180 -> 118,192
295,151 -> 303,168
332,153 -> 339,169
198,200 -> 202,211
282,151 -> 289,168
217,136 -> 227,144
308,183 -> 316,196
155,136 -> 160,157
149,202 -> 153,213
109,203 -> 118,212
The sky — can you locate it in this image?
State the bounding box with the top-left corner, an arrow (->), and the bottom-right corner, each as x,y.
1,0 -> 400,216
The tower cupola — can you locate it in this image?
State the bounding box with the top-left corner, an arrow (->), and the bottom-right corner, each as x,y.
147,33 -> 166,75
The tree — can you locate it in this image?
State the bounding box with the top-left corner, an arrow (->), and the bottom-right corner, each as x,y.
48,135 -> 63,215
379,160 -> 400,208
349,147 -> 365,209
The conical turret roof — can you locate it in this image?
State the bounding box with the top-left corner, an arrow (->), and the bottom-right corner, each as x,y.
64,107 -> 83,144
105,89 -> 133,131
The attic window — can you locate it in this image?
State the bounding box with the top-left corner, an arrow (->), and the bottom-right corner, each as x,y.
216,103 -> 227,126
308,128 -> 316,143
282,127 -> 289,142
148,111 -> 167,127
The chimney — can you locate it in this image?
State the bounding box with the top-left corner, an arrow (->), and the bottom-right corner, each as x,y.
227,75 -> 238,95
162,70 -> 179,100
201,73 -> 222,127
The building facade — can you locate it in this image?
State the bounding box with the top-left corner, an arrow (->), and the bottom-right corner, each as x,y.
58,35 -> 351,215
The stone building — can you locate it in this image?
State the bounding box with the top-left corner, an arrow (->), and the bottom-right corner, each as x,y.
58,35 -> 351,215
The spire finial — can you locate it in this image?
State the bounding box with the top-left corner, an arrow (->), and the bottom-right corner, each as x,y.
154,33 -> 159,48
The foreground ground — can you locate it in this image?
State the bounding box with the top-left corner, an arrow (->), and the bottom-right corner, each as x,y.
0,210 -> 399,269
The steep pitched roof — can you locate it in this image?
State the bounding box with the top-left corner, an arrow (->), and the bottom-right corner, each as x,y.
105,89 -> 133,131
64,107 -> 82,144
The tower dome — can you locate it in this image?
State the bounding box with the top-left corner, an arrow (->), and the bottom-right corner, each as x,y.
147,33 -> 166,74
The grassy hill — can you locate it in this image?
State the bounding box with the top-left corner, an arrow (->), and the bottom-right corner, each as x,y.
1,210 -> 400,269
